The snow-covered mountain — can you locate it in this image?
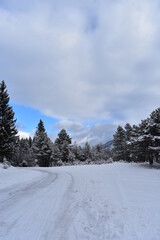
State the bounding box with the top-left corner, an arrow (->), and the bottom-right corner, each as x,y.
103,140 -> 113,151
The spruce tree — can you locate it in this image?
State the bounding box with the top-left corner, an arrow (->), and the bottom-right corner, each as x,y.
52,143 -> 62,166
0,80 -> 18,162
130,120 -> 152,163
14,138 -> 34,167
55,129 -> 72,163
112,107 -> 160,165
91,144 -> 110,163
129,124 -> 140,162
32,120 -> 53,167
146,108 -> 160,164
125,123 -> 133,162
83,142 -> 91,160
112,125 -> 126,161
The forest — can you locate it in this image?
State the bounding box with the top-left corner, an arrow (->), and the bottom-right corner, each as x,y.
0,80 -> 160,167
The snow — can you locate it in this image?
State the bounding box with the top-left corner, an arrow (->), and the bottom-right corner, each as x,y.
149,146 -> 160,151
0,163 -> 160,240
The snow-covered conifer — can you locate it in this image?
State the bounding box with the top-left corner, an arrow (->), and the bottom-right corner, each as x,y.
32,120 -> 53,167
51,143 -> 62,166
112,126 -> 126,161
0,80 -> 18,162
55,129 -> 72,163
83,142 -> 91,160
125,123 -> 133,162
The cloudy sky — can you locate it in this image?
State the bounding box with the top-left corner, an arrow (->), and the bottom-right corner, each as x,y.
0,0 -> 160,145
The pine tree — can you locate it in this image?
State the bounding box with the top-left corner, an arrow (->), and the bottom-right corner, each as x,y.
14,138 -> 34,167
146,108 -> 160,164
138,119 -> 151,162
112,125 -> 126,161
83,142 -> 91,160
0,80 -> 18,162
51,143 -> 62,166
129,124 -> 140,162
32,120 -> 53,167
68,150 -> 76,164
55,129 -> 72,163
125,123 -> 133,162
130,120 -> 152,163
112,108 -> 160,165
28,136 -> 33,148
72,142 -> 79,159
93,144 -> 110,163
80,146 -> 86,161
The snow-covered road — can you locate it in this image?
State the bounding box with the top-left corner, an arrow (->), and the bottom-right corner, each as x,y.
0,163 -> 160,240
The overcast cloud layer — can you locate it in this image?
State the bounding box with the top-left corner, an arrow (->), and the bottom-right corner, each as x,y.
52,120 -> 117,145
0,0 -> 160,143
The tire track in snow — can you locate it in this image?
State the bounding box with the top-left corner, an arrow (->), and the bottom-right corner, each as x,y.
0,169 -> 57,212
0,169 -> 72,240
52,171 -> 78,240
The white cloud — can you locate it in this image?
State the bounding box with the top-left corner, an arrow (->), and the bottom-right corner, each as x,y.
0,0 -> 160,125
18,131 -> 31,139
54,120 -> 117,145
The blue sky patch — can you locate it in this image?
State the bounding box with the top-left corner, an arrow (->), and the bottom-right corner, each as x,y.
12,102 -> 59,134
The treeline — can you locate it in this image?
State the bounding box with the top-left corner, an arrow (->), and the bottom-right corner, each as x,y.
12,121 -> 111,167
112,108 -> 160,165
1,80 -> 160,167
0,80 -> 111,167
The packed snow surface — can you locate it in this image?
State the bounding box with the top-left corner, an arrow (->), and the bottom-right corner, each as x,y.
0,163 -> 160,240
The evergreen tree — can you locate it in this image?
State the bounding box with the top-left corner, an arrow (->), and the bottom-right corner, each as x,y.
129,124 -> 141,162
91,144 -> 110,163
112,108 -> 160,165
55,129 -> 72,163
72,142 -> 79,159
138,119 -> 151,162
83,142 -> 91,160
77,145 -> 86,161
112,125 -> 126,161
32,120 -> 53,167
125,123 -> 133,162
28,136 -> 33,148
146,108 -> 160,164
72,142 -> 86,162
130,120 -> 153,163
51,143 -> 62,166
68,150 -> 76,164
14,138 -> 34,166
0,80 -> 18,162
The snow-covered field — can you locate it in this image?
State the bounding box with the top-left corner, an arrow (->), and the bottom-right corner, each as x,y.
0,163 -> 160,240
